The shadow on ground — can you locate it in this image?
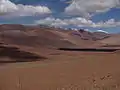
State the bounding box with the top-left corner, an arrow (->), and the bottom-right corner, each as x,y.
58,48 -> 120,52
0,45 -> 46,63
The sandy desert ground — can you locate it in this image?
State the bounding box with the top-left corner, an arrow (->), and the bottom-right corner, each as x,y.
0,24 -> 120,90
0,51 -> 120,90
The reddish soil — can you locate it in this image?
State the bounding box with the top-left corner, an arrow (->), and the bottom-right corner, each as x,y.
0,24 -> 120,90
0,51 -> 120,90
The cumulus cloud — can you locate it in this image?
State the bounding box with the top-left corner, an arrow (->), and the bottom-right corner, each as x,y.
0,0 -> 51,16
35,17 -> 120,28
35,17 -> 69,26
65,0 -> 120,18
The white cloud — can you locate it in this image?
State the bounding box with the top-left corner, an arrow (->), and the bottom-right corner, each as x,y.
35,17 -> 120,28
65,0 -> 120,18
35,17 -> 69,26
0,0 -> 51,16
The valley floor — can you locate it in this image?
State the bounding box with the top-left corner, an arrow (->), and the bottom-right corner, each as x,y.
0,51 -> 120,90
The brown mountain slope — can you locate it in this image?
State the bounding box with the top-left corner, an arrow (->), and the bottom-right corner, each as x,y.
95,34 -> 120,48
0,25 -> 75,48
0,24 -> 25,31
0,24 -> 111,49
99,34 -> 120,45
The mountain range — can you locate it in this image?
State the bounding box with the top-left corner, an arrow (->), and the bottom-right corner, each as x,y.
0,24 -> 119,49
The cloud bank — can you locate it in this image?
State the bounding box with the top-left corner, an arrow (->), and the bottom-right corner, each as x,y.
35,17 -> 120,28
0,0 -> 51,16
65,0 -> 120,18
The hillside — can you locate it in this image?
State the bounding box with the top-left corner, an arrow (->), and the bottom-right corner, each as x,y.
0,24 -> 111,49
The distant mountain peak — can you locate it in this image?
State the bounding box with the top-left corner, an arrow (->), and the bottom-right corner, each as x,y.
96,30 -> 109,34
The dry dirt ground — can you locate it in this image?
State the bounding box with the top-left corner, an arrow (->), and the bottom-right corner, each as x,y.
0,24 -> 120,90
0,50 -> 120,90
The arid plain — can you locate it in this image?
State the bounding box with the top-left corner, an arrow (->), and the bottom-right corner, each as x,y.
0,24 -> 120,90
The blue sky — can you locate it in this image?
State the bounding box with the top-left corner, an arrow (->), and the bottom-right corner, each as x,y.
0,0 -> 120,33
